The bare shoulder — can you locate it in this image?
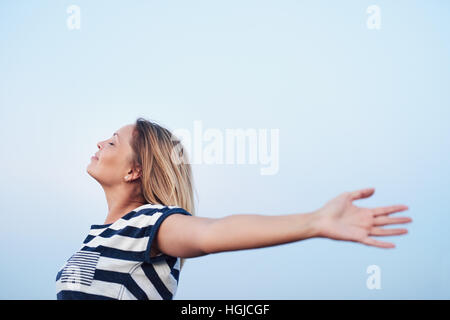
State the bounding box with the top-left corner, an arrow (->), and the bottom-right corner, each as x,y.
151,213 -> 216,258
150,214 -> 190,256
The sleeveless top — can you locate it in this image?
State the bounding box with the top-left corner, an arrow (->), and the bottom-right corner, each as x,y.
55,203 -> 192,300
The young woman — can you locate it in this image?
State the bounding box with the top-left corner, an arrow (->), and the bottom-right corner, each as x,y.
55,117 -> 412,300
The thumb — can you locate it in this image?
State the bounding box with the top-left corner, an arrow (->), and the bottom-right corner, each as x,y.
349,188 -> 375,201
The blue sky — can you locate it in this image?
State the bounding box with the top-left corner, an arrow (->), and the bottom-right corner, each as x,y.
0,0 -> 449,299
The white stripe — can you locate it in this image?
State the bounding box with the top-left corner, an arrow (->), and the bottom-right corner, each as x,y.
60,274 -> 93,281
109,211 -> 164,231
152,259 -> 177,295
56,278 -> 124,299
119,287 -> 138,300
84,234 -> 149,252
73,251 -> 101,257
173,258 -> 180,272
96,256 -> 141,274
67,257 -> 99,264
138,203 -> 180,210
87,204 -> 183,234
89,228 -> 108,236
88,206 -> 186,236
65,261 -> 97,268
62,266 -> 95,274
130,266 -> 163,300
60,269 -> 95,283
68,255 -> 99,261
87,212 -> 163,237
60,277 -> 93,284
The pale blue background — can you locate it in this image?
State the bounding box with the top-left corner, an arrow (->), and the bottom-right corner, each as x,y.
0,0 -> 449,299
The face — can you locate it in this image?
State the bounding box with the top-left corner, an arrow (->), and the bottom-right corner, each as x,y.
87,124 -> 140,186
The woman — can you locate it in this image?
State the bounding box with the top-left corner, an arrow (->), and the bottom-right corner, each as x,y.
56,117 -> 412,300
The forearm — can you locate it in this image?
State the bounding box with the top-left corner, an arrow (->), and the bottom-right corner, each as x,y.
200,211 -> 321,254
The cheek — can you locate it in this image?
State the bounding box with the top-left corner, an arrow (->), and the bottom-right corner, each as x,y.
99,153 -> 119,171
98,151 -> 129,176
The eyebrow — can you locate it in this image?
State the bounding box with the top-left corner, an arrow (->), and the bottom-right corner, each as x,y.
113,132 -> 120,143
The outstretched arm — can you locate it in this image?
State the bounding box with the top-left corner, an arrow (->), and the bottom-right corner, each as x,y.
152,188 -> 413,259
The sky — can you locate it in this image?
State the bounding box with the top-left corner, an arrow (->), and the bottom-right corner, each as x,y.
0,0 -> 449,299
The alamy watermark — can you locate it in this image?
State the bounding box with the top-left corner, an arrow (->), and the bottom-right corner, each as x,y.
366,264 -> 382,290
170,120 -> 279,176
366,5 -> 381,30
67,5 -> 81,30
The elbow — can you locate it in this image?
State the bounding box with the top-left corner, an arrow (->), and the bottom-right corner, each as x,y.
197,225 -> 219,256
198,232 -> 213,256
176,228 -> 213,259
169,216 -> 220,258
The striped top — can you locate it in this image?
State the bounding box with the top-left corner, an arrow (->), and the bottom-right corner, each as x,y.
56,203 -> 192,300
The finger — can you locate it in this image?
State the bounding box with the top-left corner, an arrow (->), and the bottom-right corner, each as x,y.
372,205 -> 409,217
360,237 -> 395,248
369,227 -> 408,236
373,216 -> 413,226
350,188 -> 375,201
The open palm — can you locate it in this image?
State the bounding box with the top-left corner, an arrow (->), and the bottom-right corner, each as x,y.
314,188 -> 412,248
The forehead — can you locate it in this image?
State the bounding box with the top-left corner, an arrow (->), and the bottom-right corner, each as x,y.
116,124 -> 135,141
117,124 -> 134,133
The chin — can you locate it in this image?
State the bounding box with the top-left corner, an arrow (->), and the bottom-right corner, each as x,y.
86,165 -> 95,178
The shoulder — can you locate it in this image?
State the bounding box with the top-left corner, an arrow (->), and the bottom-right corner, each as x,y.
128,204 -> 192,226
131,204 -> 192,261
135,203 -> 191,216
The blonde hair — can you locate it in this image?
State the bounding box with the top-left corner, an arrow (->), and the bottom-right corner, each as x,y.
130,117 -> 197,270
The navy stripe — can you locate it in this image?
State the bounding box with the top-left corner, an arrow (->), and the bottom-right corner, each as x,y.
71,254 -> 99,260
121,206 -> 178,221
81,246 -> 146,262
166,256 -> 177,269
89,206 -> 189,229
88,208 -> 188,240
60,275 -> 93,281
60,276 -> 94,285
166,256 -> 180,282
83,235 -> 95,243
90,224 -> 111,229
68,256 -> 98,262
64,258 -> 97,264
171,268 -> 180,283
141,264 -> 173,300
62,266 -> 96,273
63,262 -> 96,268
94,225 -> 147,239
72,252 -> 100,257
61,271 -> 96,284
57,290 -> 116,300
67,256 -> 99,262
94,269 -> 148,300
56,270 -> 63,281
60,278 -> 92,286
60,272 -> 94,279
66,259 -> 98,267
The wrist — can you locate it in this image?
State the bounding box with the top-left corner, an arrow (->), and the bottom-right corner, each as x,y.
306,210 -> 326,238
292,211 -> 323,239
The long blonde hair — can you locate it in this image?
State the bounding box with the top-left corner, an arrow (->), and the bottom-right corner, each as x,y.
130,117 -> 197,270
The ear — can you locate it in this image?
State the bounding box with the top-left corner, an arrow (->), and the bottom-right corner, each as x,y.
127,164 -> 142,181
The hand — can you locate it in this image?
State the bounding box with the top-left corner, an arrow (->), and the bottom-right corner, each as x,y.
313,188 -> 412,248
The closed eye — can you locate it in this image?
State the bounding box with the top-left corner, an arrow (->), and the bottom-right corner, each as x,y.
109,142 -> 114,146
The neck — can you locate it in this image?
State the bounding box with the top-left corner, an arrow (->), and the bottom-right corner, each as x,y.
101,183 -> 147,225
